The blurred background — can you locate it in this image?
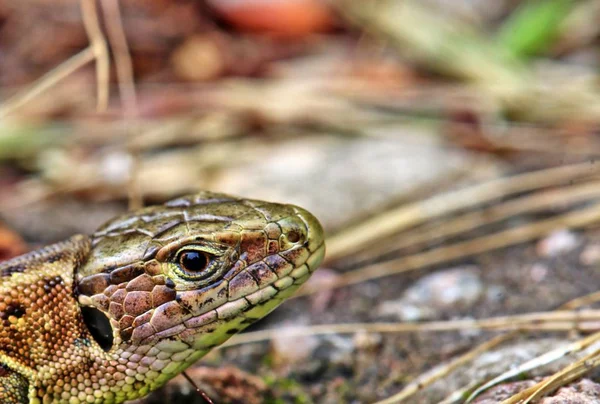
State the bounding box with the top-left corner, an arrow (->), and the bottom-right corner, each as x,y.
3,0 -> 600,403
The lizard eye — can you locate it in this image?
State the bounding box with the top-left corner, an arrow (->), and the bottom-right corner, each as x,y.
178,250 -> 210,273
166,244 -> 227,284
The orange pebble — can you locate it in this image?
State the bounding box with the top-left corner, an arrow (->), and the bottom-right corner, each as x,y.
209,0 -> 334,38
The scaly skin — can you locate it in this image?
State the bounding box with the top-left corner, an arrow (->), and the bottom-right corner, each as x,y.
0,191 -> 325,403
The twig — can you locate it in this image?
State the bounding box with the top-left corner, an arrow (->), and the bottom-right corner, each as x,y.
500,340 -> 600,403
437,284 -> 600,403
561,291 -> 600,310
0,48 -> 95,118
351,179 -> 600,265
326,161 -> 600,262
338,0 -> 600,123
467,331 -> 600,403
181,371 -> 215,404
300,200 -> 600,297
372,334 -> 512,404
0,0 -> 110,117
383,275 -> 600,404
100,0 -> 137,114
99,0 -> 143,211
80,0 -> 110,111
224,310 -> 600,348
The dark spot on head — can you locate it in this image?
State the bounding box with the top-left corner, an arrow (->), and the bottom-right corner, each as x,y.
180,303 -> 193,314
46,252 -> 65,264
73,338 -> 92,348
81,306 -> 113,352
0,302 -> 26,320
42,276 -> 63,294
0,364 -> 8,377
226,328 -> 240,335
11,304 -> 25,319
241,316 -> 259,325
217,287 -> 228,299
0,264 -> 27,277
120,327 -> 133,341
165,278 -> 176,289
197,298 -> 214,312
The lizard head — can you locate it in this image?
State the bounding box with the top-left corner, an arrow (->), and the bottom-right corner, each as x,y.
75,191 -> 325,388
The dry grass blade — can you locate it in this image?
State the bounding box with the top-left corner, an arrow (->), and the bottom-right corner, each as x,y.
444,286 -> 600,404
80,0 -> 110,111
500,343 -> 600,404
0,48 -> 95,118
326,162 -> 600,262
351,179 -> 600,265
561,291 -> 600,310
0,0 -> 110,118
225,310 -> 600,348
373,334 -> 512,404
99,0 -> 143,211
100,0 -> 137,115
440,381 -> 481,404
466,332 -> 600,403
490,126 -> 600,156
300,200 -> 600,297
355,175 -> 600,403
339,0 -> 600,123
384,283 -> 600,404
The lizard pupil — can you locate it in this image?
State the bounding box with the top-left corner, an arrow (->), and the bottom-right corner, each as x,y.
179,251 -> 209,272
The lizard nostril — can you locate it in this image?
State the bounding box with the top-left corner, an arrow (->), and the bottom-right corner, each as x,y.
287,230 -> 301,244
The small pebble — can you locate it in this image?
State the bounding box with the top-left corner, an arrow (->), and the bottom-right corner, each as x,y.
580,244 -> 600,266
100,151 -> 133,185
376,266 -> 483,321
529,263 -> 549,282
536,230 -> 579,258
403,266 -> 483,307
271,325 -> 319,365
353,331 -> 382,351
377,301 -> 436,322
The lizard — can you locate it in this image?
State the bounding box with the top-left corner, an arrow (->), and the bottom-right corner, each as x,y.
0,191 -> 325,403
